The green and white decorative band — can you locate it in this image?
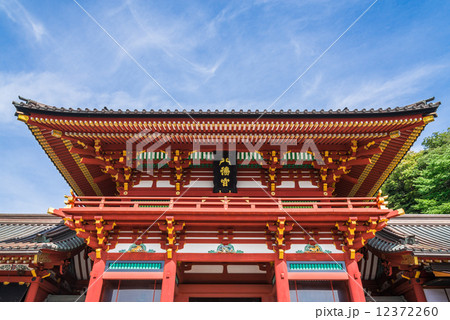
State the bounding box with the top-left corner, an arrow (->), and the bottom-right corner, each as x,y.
137,151 -> 313,161
106,261 -> 164,272
136,151 -> 169,160
287,261 -> 346,272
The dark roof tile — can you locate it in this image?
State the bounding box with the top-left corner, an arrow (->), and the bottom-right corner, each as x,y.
13,96 -> 440,119
0,214 -> 85,254
368,214 -> 450,256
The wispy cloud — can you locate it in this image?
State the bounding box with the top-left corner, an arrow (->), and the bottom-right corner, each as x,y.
208,2 -> 252,30
330,64 -> 448,109
124,1 -> 227,81
1,1 -> 449,213
268,60 -> 449,111
0,72 -> 89,123
0,71 -> 173,123
0,0 -> 47,41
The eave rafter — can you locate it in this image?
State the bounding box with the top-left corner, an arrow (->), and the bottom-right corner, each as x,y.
67,138 -> 138,195
311,135 -> 394,196
15,98 -> 439,197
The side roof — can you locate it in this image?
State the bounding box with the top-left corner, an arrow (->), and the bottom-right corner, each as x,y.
367,214 -> 450,257
0,214 -> 85,255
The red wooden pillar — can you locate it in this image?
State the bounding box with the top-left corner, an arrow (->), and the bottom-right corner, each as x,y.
161,259 -> 177,302
275,259 -> 290,302
85,258 -> 106,302
412,280 -> 427,302
24,278 -> 41,302
344,254 -> 365,302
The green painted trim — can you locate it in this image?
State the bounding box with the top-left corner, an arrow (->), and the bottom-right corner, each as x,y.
108,261 -> 162,271
289,263 -> 343,271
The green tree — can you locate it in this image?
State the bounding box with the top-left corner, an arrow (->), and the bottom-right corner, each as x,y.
382,128 -> 450,214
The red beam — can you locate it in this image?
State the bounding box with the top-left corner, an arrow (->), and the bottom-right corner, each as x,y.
345,158 -> 372,167
103,272 -> 163,280
93,174 -> 111,184
0,276 -> 34,283
285,253 -> 344,260
57,211 -> 393,223
106,252 -> 165,261
176,283 -> 274,295
80,157 -> 106,166
288,272 -> 348,280
70,146 -> 95,157
340,174 -> 359,185
356,147 -> 382,158
177,253 -> 277,263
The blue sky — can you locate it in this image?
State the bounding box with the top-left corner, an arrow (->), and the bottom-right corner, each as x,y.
0,0 -> 449,213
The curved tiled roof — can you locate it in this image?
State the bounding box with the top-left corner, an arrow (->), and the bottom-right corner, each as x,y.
368,214 -> 450,256
13,96 -> 440,119
0,214 -> 85,254
12,97 -> 441,198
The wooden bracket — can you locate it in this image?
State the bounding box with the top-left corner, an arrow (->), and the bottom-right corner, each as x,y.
266,217 -> 293,259
159,217 -> 185,259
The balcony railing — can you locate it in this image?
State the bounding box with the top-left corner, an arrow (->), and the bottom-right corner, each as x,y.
65,196 -> 386,212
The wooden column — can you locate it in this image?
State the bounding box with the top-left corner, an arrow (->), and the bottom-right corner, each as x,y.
275,259 -> 290,302
161,259 -> 177,302
345,254 -> 366,302
24,277 -> 41,302
412,279 -> 427,302
85,258 -> 106,302
390,277 -> 426,302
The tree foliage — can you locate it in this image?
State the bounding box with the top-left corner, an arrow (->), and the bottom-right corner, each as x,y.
382,128 -> 450,214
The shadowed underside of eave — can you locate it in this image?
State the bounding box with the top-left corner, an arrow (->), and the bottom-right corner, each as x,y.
13,97 -> 440,197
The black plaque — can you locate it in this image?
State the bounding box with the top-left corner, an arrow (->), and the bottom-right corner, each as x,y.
213,151 -> 237,193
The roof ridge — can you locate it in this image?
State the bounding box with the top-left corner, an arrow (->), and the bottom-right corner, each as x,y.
13,97 -> 440,117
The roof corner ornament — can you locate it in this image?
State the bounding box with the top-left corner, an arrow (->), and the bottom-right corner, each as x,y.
17,113 -> 29,123
423,115 -> 435,124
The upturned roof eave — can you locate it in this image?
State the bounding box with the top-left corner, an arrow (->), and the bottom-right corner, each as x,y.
13,97 -> 440,119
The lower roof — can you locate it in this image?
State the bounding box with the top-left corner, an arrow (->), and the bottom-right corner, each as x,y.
368,214 -> 450,257
0,214 -> 85,255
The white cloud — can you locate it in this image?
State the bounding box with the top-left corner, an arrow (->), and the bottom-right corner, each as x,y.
0,71 -> 174,123
272,62 -> 448,111
331,64 -> 447,109
0,72 -> 89,123
123,1 -> 227,80
0,0 -> 47,41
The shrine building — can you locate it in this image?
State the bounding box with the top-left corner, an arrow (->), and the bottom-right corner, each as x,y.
1,97 -> 448,302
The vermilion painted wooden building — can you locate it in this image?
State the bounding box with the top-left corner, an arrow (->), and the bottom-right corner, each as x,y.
360,214 -> 450,302
5,97 -> 441,302
0,214 -> 90,301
